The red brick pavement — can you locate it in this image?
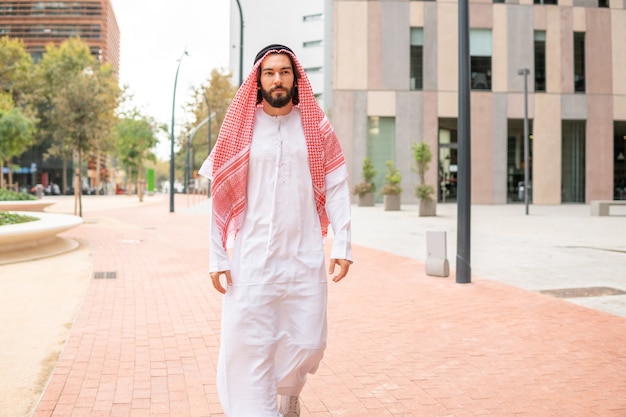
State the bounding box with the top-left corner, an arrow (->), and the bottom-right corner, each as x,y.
32,196 -> 626,417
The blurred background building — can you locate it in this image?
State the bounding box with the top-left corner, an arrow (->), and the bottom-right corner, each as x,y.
331,0 -> 625,205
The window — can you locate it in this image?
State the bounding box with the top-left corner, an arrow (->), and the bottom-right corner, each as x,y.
304,66 -> 323,73
303,13 -> 323,22
534,31 -> 546,92
562,121 -> 586,203
574,32 -> 585,92
410,28 -> 423,90
367,117 -> 396,202
534,0 -> 558,4
303,40 -> 323,48
470,29 -> 492,90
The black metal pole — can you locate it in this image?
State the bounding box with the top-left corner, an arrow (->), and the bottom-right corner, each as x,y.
184,133 -> 190,194
169,51 -> 187,213
235,0 -> 244,86
204,94 -> 212,197
520,68 -> 530,215
456,0 -> 471,284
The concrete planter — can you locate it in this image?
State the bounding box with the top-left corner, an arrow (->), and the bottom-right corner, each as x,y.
0,211 -> 82,264
383,194 -> 401,211
0,200 -> 55,212
419,199 -> 437,216
357,192 -> 375,207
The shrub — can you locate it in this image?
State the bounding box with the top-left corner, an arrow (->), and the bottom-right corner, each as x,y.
0,211 -> 38,226
380,161 -> 402,196
352,157 -> 377,196
0,188 -> 36,201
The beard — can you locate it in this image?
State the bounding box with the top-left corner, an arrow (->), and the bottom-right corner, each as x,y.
260,85 -> 295,108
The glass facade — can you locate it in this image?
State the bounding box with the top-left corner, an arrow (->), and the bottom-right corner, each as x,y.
367,116 -> 396,202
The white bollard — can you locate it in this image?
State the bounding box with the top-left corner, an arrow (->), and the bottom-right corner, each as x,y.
425,231 -> 450,277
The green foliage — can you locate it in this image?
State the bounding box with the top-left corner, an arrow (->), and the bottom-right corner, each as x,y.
0,188 -> 36,201
114,115 -> 159,169
0,211 -> 38,226
412,142 -> 434,201
186,68 -> 239,166
352,157 -> 377,196
415,184 -> 435,200
34,38 -> 121,160
380,160 -> 402,196
362,157 -> 377,184
0,105 -> 36,161
0,37 -> 35,109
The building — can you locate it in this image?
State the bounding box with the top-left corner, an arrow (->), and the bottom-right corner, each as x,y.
0,0 -> 120,192
332,0 -> 626,204
229,0 -> 333,111
0,0 -> 119,73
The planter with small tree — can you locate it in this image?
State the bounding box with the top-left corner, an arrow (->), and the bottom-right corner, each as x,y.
412,142 -> 436,216
380,160 -> 402,211
352,157 -> 376,207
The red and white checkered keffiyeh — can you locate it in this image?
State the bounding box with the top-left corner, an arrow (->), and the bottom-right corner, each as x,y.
199,47 -> 346,250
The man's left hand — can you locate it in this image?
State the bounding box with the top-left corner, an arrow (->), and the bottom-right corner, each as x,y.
329,258 -> 351,283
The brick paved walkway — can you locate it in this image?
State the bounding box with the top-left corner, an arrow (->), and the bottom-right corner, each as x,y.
32,196 -> 626,416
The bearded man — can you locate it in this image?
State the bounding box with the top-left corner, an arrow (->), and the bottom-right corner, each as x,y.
199,44 -> 352,417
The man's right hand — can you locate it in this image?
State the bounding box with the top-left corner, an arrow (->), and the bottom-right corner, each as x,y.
210,270 -> 232,294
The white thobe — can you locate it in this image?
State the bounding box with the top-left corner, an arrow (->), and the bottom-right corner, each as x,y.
209,108 -> 352,417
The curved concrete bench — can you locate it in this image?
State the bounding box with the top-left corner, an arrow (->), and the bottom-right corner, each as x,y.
0,211 -> 83,264
0,200 -> 55,212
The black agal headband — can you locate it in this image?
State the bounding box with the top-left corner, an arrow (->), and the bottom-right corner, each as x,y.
254,44 -> 296,65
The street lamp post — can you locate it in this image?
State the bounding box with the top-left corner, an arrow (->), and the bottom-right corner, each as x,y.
518,68 -> 530,215
456,0 -> 472,284
235,0 -> 244,86
184,114 -> 214,195
204,94 -> 212,197
169,50 -> 188,213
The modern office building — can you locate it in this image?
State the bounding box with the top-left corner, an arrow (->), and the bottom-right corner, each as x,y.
230,0 -> 333,111
0,0 -> 119,74
0,0 -> 120,191
332,0 -> 626,204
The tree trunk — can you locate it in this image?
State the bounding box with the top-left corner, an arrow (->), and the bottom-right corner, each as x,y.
0,160 -> 5,188
74,151 -> 83,217
7,158 -> 13,190
137,162 -> 144,202
62,158 -> 68,194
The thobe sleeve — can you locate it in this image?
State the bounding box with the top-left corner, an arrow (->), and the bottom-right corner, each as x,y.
325,175 -> 353,262
210,214 -> 231,272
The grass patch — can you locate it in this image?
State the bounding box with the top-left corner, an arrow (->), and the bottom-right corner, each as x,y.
0,211 -> 39,226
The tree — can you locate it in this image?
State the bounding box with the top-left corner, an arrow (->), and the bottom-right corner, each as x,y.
34,38 -> 120,215
186,68 -> 238,170
0,38 -> 36,189
114,113 -> 161,202
0,95 -> 36,189
0,37 -> 34,109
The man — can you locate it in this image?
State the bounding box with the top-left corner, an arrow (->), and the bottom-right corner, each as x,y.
198,44 -> 352,417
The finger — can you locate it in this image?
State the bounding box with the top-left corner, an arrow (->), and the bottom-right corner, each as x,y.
328,259 -> 337,275
225,270 -> 233,287
332,261 -> 350,283
210,272 -> 226,294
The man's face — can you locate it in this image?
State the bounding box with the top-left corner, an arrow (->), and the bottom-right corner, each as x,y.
259,53 -> 295,109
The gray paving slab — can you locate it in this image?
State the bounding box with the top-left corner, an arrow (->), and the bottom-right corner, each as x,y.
349,202 -> 626,318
